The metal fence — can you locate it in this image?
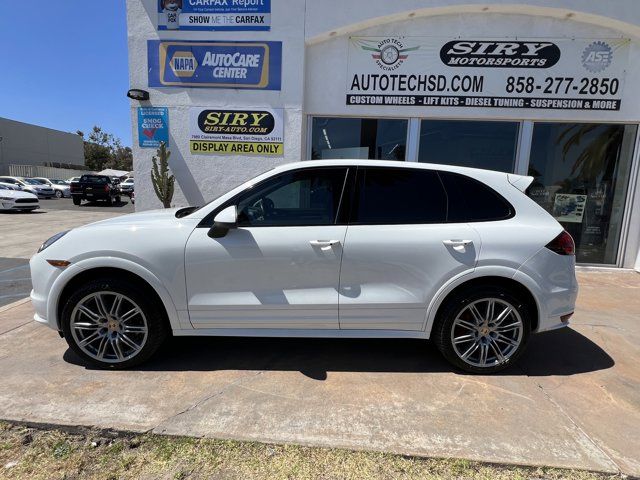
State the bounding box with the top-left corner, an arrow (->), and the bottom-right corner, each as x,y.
8,164 -> 91,180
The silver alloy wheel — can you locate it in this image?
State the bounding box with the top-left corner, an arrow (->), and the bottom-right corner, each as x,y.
70,291 -> 148,364
450,297 -> 523,368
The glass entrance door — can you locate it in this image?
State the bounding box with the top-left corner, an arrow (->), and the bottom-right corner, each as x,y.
527,123 -> 637,265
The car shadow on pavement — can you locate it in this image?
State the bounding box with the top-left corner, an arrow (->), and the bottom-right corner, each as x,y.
63,327 -> 614,379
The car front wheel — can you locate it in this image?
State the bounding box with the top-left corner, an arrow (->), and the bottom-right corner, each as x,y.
61,277 -> 168,368
55,190 -> 63,198
433,286 -> 531,374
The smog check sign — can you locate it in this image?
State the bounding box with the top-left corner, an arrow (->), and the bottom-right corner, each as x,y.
148,40 -> 282,90
189,107 -> 284,156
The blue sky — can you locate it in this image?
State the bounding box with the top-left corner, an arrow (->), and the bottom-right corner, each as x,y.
0,0 -> 132,146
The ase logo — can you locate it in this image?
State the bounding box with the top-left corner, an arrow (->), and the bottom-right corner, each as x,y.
582,41 -> 613,73
360,38 -> 419,71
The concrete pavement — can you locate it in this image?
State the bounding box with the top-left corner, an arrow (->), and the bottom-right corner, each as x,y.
0,271 -> 638,475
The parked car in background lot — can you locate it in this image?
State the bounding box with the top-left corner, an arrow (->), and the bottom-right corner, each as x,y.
0,183 -> 39,212
0,181 -> 20,191
30,161 -> 577,373
0,176 -> 56,198
120,178 -> 134,197
31,177 -> 71,198
66,177 -> 80,184
70,174 -> 122,205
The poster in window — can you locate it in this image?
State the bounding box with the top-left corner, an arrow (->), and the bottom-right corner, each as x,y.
553,194 -> 587,223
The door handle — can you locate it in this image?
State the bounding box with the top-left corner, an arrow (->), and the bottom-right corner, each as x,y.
310,240 -> 340,251
443,239 -> 473,251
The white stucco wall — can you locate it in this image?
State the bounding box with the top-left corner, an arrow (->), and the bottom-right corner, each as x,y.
126,0 -> 305,210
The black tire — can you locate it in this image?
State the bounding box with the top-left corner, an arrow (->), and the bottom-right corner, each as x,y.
61,277 -> 169,369
432,285 -> 531,374
115,196 -> 121,204
72,197 -> 81,206
106,196 -> 113,206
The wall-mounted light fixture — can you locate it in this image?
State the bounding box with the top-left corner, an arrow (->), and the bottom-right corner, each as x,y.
127,89 -> 150,101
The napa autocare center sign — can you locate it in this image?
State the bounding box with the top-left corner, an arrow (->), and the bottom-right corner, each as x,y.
158,0 -> 270,31
189,108 -> 284,156
137,107 -> 169,148
347,37 -> 630,110
148,40 -> 282,89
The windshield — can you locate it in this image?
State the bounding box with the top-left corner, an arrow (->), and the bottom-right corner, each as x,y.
24,179 -> 43,185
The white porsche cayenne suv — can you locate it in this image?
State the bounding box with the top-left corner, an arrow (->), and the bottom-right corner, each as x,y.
30,161 -> 578,373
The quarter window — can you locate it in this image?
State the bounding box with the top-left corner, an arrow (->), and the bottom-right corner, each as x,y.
352,168 -> 447,224
438,171 -> 513,222
235,168 -> 348,227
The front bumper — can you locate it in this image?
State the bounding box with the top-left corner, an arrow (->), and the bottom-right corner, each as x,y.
29,254 -> 65,331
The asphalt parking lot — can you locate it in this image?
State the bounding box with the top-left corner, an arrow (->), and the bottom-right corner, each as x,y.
0,206 -> 639,476
0,198 -> 132,307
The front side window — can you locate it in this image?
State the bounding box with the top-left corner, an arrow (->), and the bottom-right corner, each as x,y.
236,168 -> 348,227
311,117 -> 408,161
352,168 -> 447,224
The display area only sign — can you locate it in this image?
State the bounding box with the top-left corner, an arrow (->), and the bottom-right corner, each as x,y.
157,0 -> 270,31
148,40 -> 282,90
346,37 -> 630,110
189,108 -> 284,156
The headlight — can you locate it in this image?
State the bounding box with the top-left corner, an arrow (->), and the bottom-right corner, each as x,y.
0,196 -> 13,200
38,230 -> 70,253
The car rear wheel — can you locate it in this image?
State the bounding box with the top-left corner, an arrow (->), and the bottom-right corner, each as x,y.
72,197 -> 81,205
61,277 -> 168,368
433,285 -> 531,374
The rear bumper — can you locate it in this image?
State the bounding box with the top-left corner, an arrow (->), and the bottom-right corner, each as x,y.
514,248 -> 578,333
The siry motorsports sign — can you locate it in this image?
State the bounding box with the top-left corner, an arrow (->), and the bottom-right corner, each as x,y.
189,107 -> 284,156
147,40 -> 282,90
347,37 -> 629,110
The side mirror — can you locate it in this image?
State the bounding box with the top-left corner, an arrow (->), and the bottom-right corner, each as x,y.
208,205 -> 238,238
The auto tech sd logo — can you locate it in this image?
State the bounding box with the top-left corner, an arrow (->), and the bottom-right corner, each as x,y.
440,40 -> 561,68
360,38 -> 420,71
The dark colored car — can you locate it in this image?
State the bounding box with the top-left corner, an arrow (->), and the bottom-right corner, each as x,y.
70,175 -> 122,206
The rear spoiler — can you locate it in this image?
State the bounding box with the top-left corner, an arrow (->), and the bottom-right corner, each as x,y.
507,173 -> 534,193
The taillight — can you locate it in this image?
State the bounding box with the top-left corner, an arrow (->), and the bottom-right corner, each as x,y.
545,230 -> 575,255
104,185 -> 110,192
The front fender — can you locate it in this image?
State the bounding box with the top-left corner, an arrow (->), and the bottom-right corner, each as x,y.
422,265 -> 544,337
47,256 -> 184,331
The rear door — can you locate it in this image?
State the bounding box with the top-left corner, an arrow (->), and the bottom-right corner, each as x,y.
338,167 -> 480,331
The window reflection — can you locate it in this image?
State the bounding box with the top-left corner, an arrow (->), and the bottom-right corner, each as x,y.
311,117 -> 407,161
418,120 -> 519,172
528,123 -> 636,265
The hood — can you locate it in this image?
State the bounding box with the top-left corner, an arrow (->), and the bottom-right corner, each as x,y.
0,189 -> 38,199
82,208 -> 184,228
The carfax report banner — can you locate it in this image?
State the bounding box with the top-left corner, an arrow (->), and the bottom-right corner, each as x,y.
158,0 -> 270,31
147,40 -> 282,90
347,37 -> 630,111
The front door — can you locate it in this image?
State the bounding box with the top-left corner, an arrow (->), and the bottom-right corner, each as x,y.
185,167 -> 350,329
338,167 -> 480,331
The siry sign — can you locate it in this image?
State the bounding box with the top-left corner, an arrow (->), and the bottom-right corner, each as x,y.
440,41 -> 561,68
189,107 -> 284,156
347,36 -> 629,111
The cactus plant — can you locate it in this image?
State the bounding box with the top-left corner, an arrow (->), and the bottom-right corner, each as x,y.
151,142 -> 175,208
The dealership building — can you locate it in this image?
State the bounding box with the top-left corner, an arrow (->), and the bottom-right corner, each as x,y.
126,0 -> 640,269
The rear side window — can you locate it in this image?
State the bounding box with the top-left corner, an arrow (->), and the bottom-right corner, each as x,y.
438,171 -> 513,222
352,168 -> 447,224
80,175 -> 108,184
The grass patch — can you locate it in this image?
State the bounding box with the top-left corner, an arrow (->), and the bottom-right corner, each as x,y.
0,421 -> 622,480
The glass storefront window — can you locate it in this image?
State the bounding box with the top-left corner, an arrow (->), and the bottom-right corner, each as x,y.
311,117 -> 408,161
418,120 -> 519,172
527,123 -> 637,265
